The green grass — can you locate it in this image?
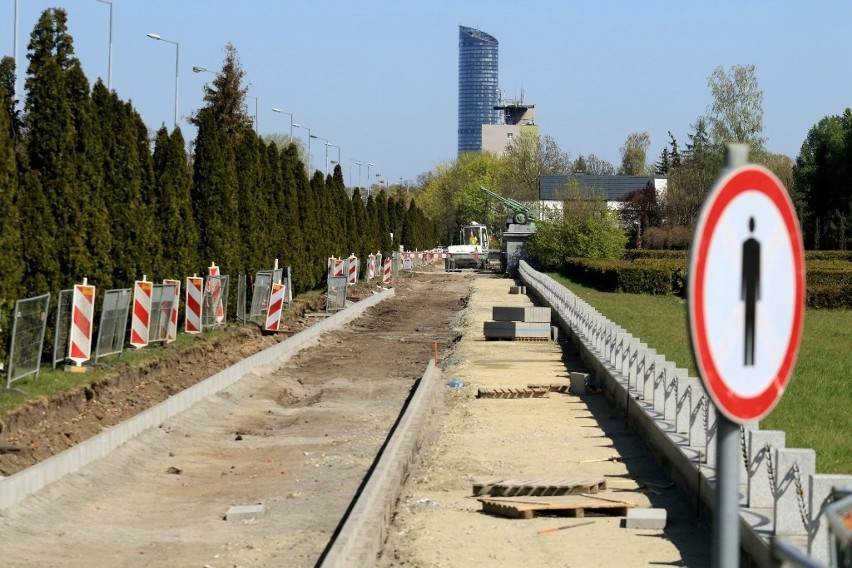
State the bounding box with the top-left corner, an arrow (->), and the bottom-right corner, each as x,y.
550,273 -> 852,474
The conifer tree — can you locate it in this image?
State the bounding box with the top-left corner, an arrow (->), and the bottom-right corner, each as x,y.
374,190 -> 392,253
25,8 -> 113,290
0,57 -> 23,145
153,126 -> 200,278
351,189 -> 368,262
234,130 -> 265,273
0,84 -> 24,343
280,144 -> 307,291
189,43 -> 251,275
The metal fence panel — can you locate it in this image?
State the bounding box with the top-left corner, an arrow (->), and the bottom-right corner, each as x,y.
202,274 -> 229,329
95,288 -> 131,362
236,273 -> 247,324
286,266 -> 293,303
326,277 -> 347,312
51,289 -> 73,370
6,293 -> 50,388
149,283 -> 178,343
249,272 -> 273,325
392,252 -> 400,284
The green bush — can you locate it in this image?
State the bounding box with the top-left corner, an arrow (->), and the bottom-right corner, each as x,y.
562,257 -> 681,295
805,251 -> 852,261
807,284 -> 852,309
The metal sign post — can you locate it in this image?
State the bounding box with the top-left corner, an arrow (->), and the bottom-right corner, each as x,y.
687,143 -> 805,567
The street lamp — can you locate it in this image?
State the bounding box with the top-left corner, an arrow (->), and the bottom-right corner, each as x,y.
95,0 -> 113,90
351,160 -> 362,188
292,123 -> 312,174
326,143 -> 341,174
146,33 -> 179,129
367,162 -> 375,194
13,0 -> 18,105
312,136 -> 328,176
271,107 -> 293,139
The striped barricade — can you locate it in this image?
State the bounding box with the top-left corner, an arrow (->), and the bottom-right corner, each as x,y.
207,262 -> 225,323
185,276 -> 203,334
68,280 -> 96,367
367,254 -> 376,280
263,283 -> 285,332
130,278 -> 153,349
347,254 -> 358,285
383,258 -> 392,285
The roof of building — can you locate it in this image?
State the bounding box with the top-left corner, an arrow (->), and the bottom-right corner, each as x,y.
539,174 -> 664,202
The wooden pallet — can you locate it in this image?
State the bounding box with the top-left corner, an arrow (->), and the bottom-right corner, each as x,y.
476,387 -> 549,399
478,494 -> 636,519
472,476 -> 607,497
527,383 -> 570,394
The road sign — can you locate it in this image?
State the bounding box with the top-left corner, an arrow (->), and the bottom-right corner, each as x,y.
688,164 -> 805,423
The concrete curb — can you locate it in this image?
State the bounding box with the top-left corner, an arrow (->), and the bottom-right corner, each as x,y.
0,288 -> 395,511
319,359 -> 443,567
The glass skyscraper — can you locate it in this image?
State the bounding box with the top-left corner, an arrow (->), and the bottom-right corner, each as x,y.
458,25 -> 499,154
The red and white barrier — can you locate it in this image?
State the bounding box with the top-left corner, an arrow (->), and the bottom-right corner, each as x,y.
207,262 -> 225,323
68,280 -> 95,366
347,253 -> 358,285
130,277 -> 153,349
163,279 -> 181,342
263,282 -> 285,332
383,258 -> 392,285
331,258 -> 344,278
185,276 -> 203,334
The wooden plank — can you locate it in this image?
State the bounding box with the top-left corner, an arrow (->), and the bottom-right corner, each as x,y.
472,476 -> 607,497
478,494 -> 636,520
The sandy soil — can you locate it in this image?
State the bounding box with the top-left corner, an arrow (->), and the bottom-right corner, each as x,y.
0,270 -> 471,567
378,276 -> 713,568
0,269 -> 714,568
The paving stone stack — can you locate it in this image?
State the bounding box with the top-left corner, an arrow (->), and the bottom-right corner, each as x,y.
483,306 -> 553,340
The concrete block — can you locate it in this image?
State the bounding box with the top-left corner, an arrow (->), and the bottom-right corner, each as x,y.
653,361 -> 675,415
643,355 -> 666,405
748,430 -> 786,508
492,306 -> 551,323
569,372 -> 589,395
483,320 -> 552,339
663,368 -> 686,422
625,508 -> 667,530
704,403 -> 717,466
508,285 -> 526,295
808,474 -> 852,564
774,448 -> 816,537
226,503 -> 266,522
674,377 -> 701,439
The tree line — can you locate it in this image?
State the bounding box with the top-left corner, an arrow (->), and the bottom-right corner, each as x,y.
0,8 -> 436,355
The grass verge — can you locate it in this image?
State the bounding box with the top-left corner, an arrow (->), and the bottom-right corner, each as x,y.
549,273 -> 852,475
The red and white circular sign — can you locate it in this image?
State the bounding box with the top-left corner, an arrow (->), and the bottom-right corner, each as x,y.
687,165 -> 805,423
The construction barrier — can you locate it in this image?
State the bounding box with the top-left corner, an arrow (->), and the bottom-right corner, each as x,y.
185,276 -> 203,334
95,288 -> 131,362
5,293 -> 50,388
163,279 -> 180,343
51,289 -> 74,370
130,278 -> 153,349
329,257 -> 344,278
367,254 -> 376,280
207,262 -> 225,323
382,258 -> 392,285
347,254 -> 358,285
68,281 -> 96,366
263,283 -> 285,332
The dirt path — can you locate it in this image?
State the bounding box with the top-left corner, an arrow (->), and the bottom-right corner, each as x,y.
378,276 -> 713,567
0,271 -> 471,568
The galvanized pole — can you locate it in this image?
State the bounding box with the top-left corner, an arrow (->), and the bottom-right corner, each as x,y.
712,142 -> 748,568
13,0 -> 18,105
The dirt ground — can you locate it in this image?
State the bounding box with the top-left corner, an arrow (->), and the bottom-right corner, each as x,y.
0,268 -> 713,568
0,269 -> 470,567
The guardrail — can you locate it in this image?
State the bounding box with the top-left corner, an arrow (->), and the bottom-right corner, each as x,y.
518,260 -> 851,567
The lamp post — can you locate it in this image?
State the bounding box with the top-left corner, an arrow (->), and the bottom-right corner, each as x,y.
95,0 -> 113,90
271,107 -> 293,139
326,144 -> 341,174
351,160 -> 362,188
292,123 -> 312,174
13,0 -> 18,105
146,33 -> 179,129
367,162 -> 375,195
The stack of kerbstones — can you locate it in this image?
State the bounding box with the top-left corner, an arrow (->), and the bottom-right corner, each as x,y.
483,305 -> 555,341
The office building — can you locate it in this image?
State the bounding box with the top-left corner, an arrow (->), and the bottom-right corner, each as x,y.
458,25 -> 499,154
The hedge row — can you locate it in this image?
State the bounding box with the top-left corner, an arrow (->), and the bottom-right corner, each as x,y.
561,255 -> 852,308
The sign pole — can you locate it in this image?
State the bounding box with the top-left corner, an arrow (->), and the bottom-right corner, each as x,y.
712,143 -> 748,568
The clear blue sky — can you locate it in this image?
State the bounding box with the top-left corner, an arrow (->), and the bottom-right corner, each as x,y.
2,1 -> 850,185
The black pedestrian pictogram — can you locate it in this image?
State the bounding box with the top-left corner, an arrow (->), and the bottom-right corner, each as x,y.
741,217 -> 760,366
